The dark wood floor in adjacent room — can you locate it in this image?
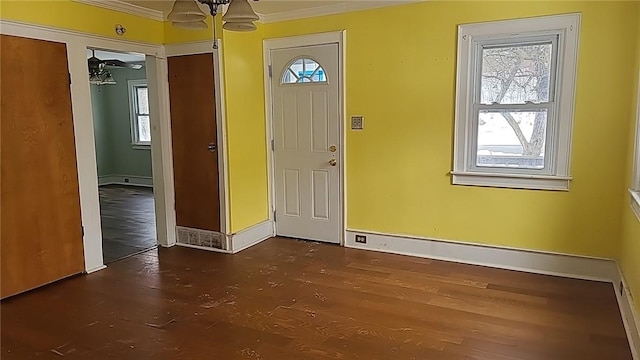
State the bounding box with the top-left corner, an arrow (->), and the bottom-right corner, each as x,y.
0,237 -> 632,359
99,185 -> 157,263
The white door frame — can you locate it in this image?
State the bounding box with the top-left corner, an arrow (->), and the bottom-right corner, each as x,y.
0,20 -> 183,273
262,31 -> 346,245
165,41 -> 231,239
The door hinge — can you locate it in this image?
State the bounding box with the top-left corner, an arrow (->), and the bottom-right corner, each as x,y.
68,73 -> 72,85
271,139 -> 274,151
81,225 -> 84,237
273,210 -> 276,222
268,65 -> 272,78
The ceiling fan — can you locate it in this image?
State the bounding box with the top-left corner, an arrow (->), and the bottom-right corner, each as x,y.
87,50 -> 143,85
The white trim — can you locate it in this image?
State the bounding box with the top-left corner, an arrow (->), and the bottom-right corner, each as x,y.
127,79 -> 150,146
345,229 -> 620,282
71,0 -> 164,21
631,190 -> 640,221
263,31 -> 346,244
85,265 -> 107,274
256,1 -> 417,24
146,55 -> 178,249
165,41 -> 215,57
213,44 -> 231,235
452,14 -> 580,191
451,172 -> 571,191
98,175 -> 153,187
229,220 -> 275,253
616,269 -> 640,359
632,65 -> 640,219
0,19 -> 176,273
0,20 -> 162,55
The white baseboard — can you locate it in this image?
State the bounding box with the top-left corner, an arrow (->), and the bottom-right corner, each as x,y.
230,220 -> 274,253
98,175 -> 153,187
345,229 -> 638,357
617,270 -> 640,359
345,229 -> 619,282
85,265 -> 107,274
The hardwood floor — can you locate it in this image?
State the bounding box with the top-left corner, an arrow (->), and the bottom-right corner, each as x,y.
0,237 -> 632,359
99,185 -> 157,263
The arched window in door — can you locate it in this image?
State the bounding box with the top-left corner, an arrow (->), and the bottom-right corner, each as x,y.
281,57 -> 327,84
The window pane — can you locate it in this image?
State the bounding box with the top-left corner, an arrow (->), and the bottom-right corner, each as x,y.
481,42 -> 552,105
281,58 -> 327,84
476,110 -> 547,169
138,116 -> 151,142
136,87 -> 149,114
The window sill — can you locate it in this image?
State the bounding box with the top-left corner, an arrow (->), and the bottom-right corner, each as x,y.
451,171 -> 572,191
132,144 -> 151,150
630,189 -> 640,221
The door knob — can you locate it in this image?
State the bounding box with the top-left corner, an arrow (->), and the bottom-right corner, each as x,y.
208,142 -> 217,152
328,159 -> 337,166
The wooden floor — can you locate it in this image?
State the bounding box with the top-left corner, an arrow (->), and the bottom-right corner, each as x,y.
99,185 -> 157,263
0,238 -> 631,359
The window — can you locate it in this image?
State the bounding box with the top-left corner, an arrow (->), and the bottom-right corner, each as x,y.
452,14 -> 580,190
631,72 -> 640,219
281,58 -> 327,84
128,79 -> 151,146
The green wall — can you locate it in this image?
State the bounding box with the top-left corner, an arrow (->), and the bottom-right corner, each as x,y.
90,83 -> 110,177
90,67 -> 152,179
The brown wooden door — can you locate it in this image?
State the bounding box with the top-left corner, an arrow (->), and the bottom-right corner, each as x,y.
168,54 -> 220,232
1,35 -> 85,299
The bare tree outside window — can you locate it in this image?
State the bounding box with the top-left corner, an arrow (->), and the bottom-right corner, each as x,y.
476,42 -> 553,168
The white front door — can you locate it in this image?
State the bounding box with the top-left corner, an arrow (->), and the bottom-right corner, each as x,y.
271,43 -> 341,244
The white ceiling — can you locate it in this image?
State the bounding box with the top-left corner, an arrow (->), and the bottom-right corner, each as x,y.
87,49 -> 146,63
118,0 -> 416,22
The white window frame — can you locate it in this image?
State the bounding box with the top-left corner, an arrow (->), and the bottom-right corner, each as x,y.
452,14 -> 581,191
631,70 -> 640,220
128,79 -> 150,147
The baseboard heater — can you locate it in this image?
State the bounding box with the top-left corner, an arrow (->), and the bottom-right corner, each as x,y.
176,226 -> 227,251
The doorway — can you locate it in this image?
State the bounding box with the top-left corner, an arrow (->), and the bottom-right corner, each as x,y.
166,51 -> 227,251
265,33 -> 345,244
88,48 -> 158,263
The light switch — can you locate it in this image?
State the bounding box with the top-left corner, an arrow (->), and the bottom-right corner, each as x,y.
351,116 -> 364,130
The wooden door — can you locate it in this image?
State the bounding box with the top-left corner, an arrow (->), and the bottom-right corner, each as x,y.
271,44 -> 341,243
1,35 -> 85,298
168,54 -> 220,232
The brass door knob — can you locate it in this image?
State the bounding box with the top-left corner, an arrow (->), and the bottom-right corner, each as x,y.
328,159 -> 337,166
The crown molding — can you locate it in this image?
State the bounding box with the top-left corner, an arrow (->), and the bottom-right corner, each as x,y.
256,1 -> 419,24
72,0 -> 165,22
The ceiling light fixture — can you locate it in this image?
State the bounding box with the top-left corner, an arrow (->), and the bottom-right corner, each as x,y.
222,0 -> 258,31
168,0 -> 207,22
169,0 -> 258,39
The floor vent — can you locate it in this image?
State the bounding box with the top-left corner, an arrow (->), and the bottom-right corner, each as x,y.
176,226 -> 226,251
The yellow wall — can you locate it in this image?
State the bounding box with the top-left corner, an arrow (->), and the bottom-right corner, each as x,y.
0,0 -> 269,233
222,26 -> 270,232
163,16 -> 271,233
3,1 -> 637,261
0,0 -> 163,43
619,3 -> 640,314
259,1 -> 638,258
